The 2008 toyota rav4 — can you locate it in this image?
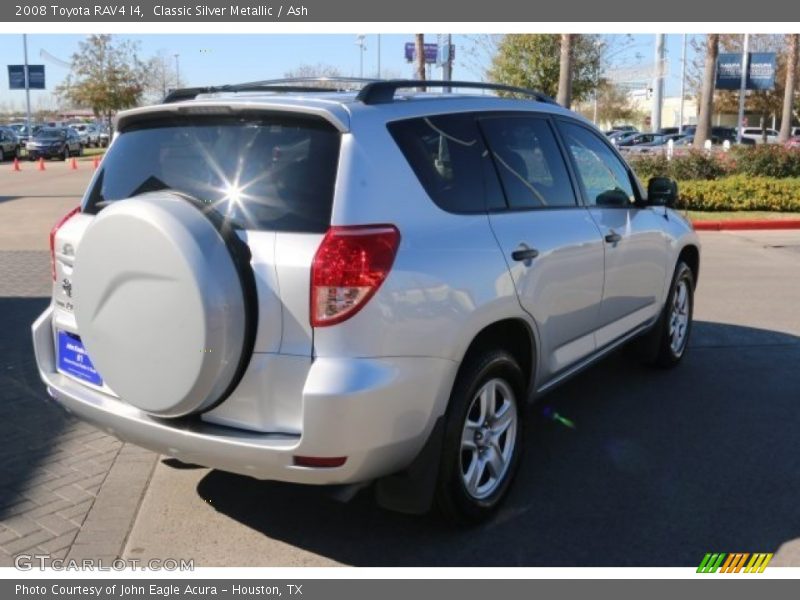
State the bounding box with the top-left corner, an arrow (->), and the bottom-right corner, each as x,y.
33,79 -> 699,523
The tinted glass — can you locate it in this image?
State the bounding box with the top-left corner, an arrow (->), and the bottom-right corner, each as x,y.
38,128 -> 66,139
84,116 -> 341,233
388,114 -> 489,213
559,121 -> 636,207
480,117 -> 577,209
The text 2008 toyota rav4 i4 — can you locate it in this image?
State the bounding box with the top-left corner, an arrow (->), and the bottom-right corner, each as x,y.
33,79 -> 699,523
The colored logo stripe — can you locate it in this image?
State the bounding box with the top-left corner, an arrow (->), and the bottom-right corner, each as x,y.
697,552 -> 773,573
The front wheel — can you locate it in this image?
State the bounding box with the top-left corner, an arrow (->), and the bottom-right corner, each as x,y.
649,261 -> 695,367
435,348 -> 525,524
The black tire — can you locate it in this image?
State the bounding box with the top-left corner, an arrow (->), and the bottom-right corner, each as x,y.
435,348 -> 525,524
645,261 -> 695,368
0,148 -> 4,162
60,147 -> 68,161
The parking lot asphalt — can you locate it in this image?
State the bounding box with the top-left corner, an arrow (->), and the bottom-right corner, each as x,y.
123,229 -> 800,567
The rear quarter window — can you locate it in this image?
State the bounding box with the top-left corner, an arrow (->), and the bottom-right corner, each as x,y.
84,115 -> 341,233
387,114 -> 493,214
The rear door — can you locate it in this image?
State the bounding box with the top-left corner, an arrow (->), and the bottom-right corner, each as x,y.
59,112 -> 341,370
479,114 -> 605,381
556,119 -> 668,348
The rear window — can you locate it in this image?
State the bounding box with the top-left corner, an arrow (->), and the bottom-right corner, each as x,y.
84,115 -> 340,233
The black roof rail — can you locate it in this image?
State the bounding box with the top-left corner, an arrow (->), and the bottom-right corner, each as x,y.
162,77 -> 382,104
356,80 -> 559,105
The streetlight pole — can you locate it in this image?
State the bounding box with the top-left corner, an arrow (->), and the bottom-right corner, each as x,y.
679,34 -> 687,134
736,34 -> 750,144
355,35 -> 366,78
23,34 -> 32,131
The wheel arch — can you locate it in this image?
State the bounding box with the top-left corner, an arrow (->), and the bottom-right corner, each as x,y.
455,318 -> 536,402
678,243 -> 700,288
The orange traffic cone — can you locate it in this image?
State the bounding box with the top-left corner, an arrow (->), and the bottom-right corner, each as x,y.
37,157 -> 45,171
70,157 -> 78,170
12,158 -> 21,171
92,156 -> 100,170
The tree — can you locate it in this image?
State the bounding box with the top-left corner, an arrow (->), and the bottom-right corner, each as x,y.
576,80 -> 645,126
779,34 -> 798,142
487,34 -> 601,102
557,34 -> 573,107
57,35 -> 147,128
144,50 -> 182,103
283,63 -> 344,87
694,34 -> 719,148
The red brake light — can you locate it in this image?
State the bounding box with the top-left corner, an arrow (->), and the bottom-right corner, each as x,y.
50,206 -> 80,280
310,224 -> 400,327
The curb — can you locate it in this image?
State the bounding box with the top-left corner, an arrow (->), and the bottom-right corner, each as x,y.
692,219 -> 800,231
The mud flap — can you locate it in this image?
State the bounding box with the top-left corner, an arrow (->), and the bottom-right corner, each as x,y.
374,417 -> 444,515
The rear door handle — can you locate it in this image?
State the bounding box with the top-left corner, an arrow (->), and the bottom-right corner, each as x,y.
604,231 -> 622,244
511,247 -> 539,262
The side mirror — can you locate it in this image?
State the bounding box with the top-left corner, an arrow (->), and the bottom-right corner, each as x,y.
647,177 -> 678,208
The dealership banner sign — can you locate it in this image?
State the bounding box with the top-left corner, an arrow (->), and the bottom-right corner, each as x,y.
7,64 -> 46,90
716,52 -> 777,91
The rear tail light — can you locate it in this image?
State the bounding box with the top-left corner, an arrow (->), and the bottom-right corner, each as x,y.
50,206 -> 80,280
310,224 -> 400,327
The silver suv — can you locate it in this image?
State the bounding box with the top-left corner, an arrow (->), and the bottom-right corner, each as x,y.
33,79 -> 700,523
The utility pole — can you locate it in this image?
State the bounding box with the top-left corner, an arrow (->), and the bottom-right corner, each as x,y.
736,34 -> 750,144
442,34 -> 453,93
377,34 -> 381,79
23,34 -> 32,131
651,34 -> 665,133
679,34 -> 687,134
355,35 -> 366,78
174,53 -> 180,88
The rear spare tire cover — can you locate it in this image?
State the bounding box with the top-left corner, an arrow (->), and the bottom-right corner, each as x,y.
73,192 -> 249,417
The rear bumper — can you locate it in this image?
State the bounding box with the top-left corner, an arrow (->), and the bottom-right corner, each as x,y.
32,306 -> 456,485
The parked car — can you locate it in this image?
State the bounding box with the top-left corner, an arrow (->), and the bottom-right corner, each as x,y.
616,132 -> 666,147
739,127 -> 779,144
26,127 -> 83,160
0,126 -> 21,161
97,125 -> 110,147
33,79 -> 700,523
71,123 -> 101,147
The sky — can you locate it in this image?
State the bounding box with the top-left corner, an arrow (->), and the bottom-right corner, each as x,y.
0,33 -> 702,112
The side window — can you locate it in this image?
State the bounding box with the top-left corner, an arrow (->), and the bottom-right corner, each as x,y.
559,121 -> 636,208
387,114 -> 492,213
480,116 -> 577,209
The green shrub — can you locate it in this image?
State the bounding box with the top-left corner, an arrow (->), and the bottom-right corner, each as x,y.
676,175 -> 800,212
629,145 -> 800,181
629,150 -> 726,181
729,144 -> 800,178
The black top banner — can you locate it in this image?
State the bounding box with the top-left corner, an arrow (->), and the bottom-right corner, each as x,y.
4,0 -> 799,21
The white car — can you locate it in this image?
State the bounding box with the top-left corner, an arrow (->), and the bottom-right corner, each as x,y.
740,127 -> 779,144
33,79 -> 700,523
